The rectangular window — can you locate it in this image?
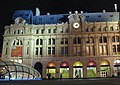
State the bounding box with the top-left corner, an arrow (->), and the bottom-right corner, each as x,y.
48,47 -> 51,54
48,29 -> 51,33
53,29 -> 56,33
99,45 -> 103,54
61,38 -> 64,44
36,29 -> 39,34
61,47 -> 64,54
35,48 -> 38,55
65,47 -> 68,54
73,47 -> 77,55
90,46 -> 93,55
40,47 -> 42,55
103,45 -> 107,54
65,38 -> 68,44
103,36 -> 107,43
48,39 -> 51,45
86,38 -> 90,43
60,28 -> 63,33
112,36 -> 115,42
78,37 -> 81,44
99,36 -> 102,43
113,45 -> 116,52
41,29 -> 44,34
52,47 -> 55,54
86,46 -> 90,55
116,36 -> 119,42
27,47 -> 29,55
117,45 -> 120,52
52,39 -> 55,45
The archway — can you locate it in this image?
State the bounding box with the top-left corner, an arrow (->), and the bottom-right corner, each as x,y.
114,60 -> 120,76
34,62 -> 42,77
60,62 -> 69,78
73,61 -> 83,78
87,61 -> 96,77
100,60 -> 110,77
46,62 -> 56,78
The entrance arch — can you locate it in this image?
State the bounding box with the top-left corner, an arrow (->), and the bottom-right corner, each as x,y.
73,61 -> 83,78
46,62 -> 56,78
100,60 -> 110,77
34,62 -> 42,77
87,61 -> 96,77
60,61 -> 69,78
114,60 -> 120,76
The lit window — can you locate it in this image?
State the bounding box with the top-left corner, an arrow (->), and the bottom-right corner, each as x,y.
113,45 -> 116,52
112,36 -> 115,42
110,26 -> 114,31
48,29 -> 51,33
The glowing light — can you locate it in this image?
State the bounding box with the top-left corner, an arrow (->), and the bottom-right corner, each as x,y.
48,62 -> 56,67
100,60 -> 109,66
114,60 -> 120,65
2,67 -> 5,70
73,62 -> 83,66
60,62 -> 69,67
88,61 -> 96,67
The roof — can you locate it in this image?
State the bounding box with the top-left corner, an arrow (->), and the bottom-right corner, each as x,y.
12,10 -> 120,25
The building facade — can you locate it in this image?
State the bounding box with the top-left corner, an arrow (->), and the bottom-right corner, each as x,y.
2,9 -> 120,78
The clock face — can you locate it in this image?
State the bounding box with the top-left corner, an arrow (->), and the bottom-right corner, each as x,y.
73,22 -> 80,28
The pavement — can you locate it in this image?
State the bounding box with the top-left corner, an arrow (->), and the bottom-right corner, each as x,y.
0,78 -> 120,85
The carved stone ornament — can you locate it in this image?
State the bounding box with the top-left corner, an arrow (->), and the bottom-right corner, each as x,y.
14,17 -> 26,24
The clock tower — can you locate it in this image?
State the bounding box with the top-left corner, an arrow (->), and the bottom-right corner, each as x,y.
68,11 -> 85,32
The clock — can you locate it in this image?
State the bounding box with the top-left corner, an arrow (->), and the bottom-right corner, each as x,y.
73,22 -> 80,28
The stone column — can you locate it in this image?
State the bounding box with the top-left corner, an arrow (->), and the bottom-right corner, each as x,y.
96,61 -> 101,77
42,66 -> 47,79
69,63 -> 73,78
55,36 -> 60,57
83,60 -> 87,78
22,38 -> 26,58
110,59 -> 114,76
42,38 -> 47,57
81,36 -> 86,56
94,36 -> 99,56
7,39 -> 13,58
107,35 -> 112,55
69,35 -> 73,57
2,40 -> 6,58
56,64 -> 60,78
29,38 -> 34,58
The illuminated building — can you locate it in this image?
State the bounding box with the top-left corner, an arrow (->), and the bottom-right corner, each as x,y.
2,6 -> 120,78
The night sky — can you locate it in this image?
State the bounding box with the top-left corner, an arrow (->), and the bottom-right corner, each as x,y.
0,0 -> 119,50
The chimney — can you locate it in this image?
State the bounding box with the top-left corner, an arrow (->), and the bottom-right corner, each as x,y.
69,11 -> 72,14
114,4 -> 117,12
35,8 -> 40,16
103,10 -> 105,13
47,13 -> 50,15
75,11 -> 78,14
81,11 -> 83,13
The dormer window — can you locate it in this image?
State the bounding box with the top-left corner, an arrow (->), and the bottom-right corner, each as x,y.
98,15 -> 101,18
110,15 -> 113,17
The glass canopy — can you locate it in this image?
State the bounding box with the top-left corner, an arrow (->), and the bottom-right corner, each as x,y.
0,59 -> 41,80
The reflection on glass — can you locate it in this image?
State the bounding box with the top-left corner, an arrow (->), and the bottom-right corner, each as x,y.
0,59 -> 41,80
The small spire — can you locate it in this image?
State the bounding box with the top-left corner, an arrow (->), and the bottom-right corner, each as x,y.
114,4 -> 117,12
35,8 -> 40,16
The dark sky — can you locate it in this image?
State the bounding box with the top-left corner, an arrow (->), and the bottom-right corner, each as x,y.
0,0 -> 119,50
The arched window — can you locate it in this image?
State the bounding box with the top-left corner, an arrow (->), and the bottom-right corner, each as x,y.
98,27 -> 101,31
12,39 -> 23,46
110,26 -> 114,31
36,39 -> 43,45
112,36 -> 115,42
